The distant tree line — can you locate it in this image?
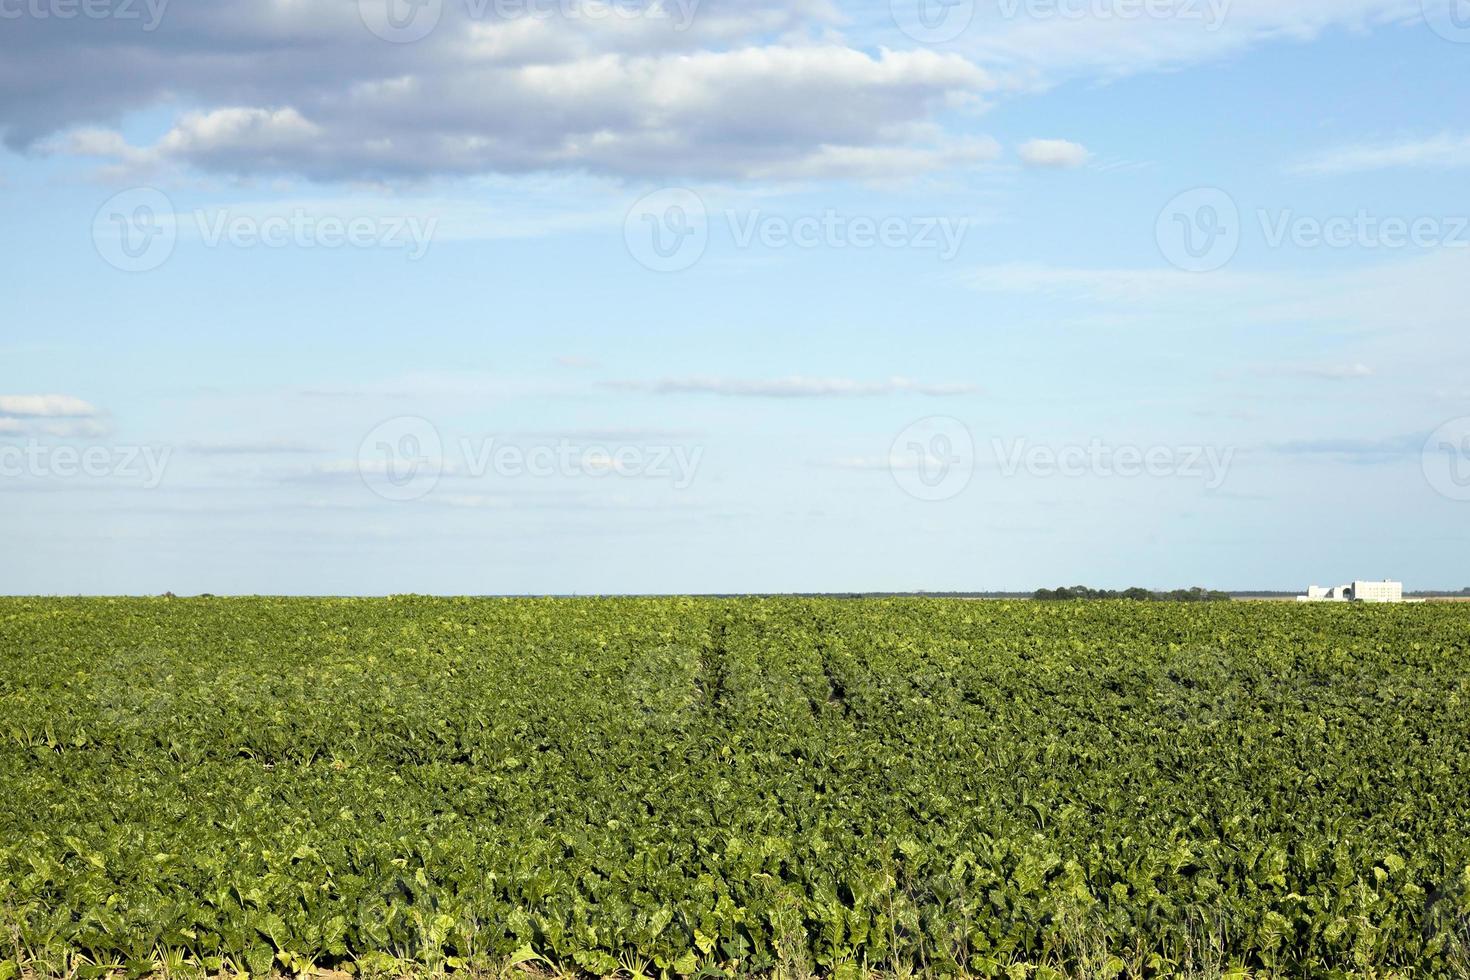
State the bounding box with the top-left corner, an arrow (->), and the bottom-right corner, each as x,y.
1032,586 -> 1232,603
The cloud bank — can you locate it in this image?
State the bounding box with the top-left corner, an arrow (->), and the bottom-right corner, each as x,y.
9,1 -> 996,182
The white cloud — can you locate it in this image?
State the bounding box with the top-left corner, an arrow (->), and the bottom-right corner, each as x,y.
749,137 -> 1002,180
1290,134 -> 1470,176
826,456 -> 882,470
36,419 -> 114,438
826,455 -> 913,471
7,0 -> 1441,186
964,0 -> 1425,82
1294,363 -> 1375,381
1017,138 -> 1089,169
964,253 -> 1470,340
825,450 -> 977,472
608,375 -> 979,397
432,495 -> 515,510
1265,433 -> 1423,462
183,441 -> 323,456
33,34 -> 994,181
0,394 -> 99,418
1249,362 -> 1375,382
961,252 -> 1470,421
964,262 -> 1266,302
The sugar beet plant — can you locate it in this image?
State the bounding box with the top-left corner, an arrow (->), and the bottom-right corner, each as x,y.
2,597 -> 1469,979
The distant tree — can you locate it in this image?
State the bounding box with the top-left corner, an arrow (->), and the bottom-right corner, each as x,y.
1033,585 -> 1231,603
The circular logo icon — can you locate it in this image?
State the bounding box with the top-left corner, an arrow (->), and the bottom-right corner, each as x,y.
358,416 -> 444,501
1423,0 -> 1470,43
92,187 -> 177,273
1423,417 -> 1470,502
624,187 -> 708,273
890,416 -> 975,502
1156,187 -> 1240,273
890,0 -> 975,44
359,0 -> 443,43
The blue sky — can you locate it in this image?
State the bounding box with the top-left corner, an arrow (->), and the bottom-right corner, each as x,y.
3,0 -> 1470,594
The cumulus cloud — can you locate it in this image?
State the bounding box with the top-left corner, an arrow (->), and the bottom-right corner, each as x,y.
0,395 -> 99,418
6,0 -> 1442,185
0,396 -> 109,439
9,0 -> 996,182
607,375 -> 978,397
111,47 -> 989,181
750,137 -> 1002,180
1017,138 -> 1089,169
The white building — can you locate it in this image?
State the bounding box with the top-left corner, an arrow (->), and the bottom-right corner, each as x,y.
1297,580 -> 1404,603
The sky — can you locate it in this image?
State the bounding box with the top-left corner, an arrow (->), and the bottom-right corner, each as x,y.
2,0 -> 1470,595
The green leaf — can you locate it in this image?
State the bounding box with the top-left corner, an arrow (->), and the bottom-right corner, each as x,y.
507,945 -> 547,967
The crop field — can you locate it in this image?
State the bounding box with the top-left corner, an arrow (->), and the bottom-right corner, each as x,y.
2,597 -> 1469,980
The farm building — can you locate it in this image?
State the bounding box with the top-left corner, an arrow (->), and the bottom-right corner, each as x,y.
1297,580 -> 1404,603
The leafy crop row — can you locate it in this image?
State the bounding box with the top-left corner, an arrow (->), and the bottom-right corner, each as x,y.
1,598 -> 1468,978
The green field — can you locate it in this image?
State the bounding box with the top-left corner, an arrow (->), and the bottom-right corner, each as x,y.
2,597 -> 1469,979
